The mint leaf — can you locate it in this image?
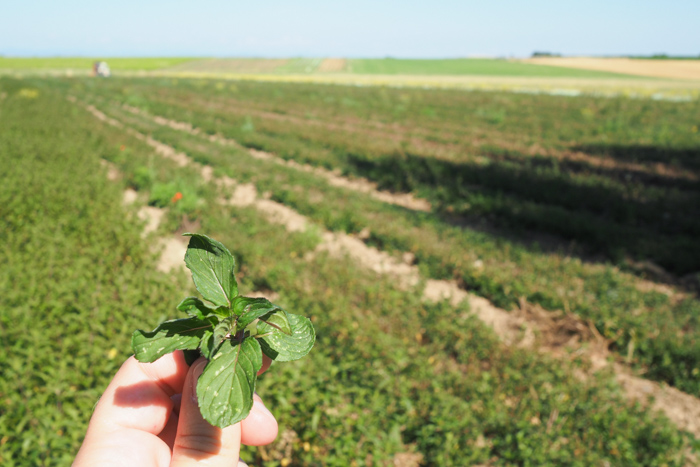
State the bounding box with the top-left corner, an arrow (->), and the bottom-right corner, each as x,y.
178,296 -> 209,319
198,329 -> 215,360
200,316 -> 235,359
131,233 -> 316,429
183,349 -> 201,366
258,313 -> 315,362
132,317 -> 214,363
183,233 -> 238,307
232,296 -> 275,316
177,296 -> 229,319
197,337 -> 262,427
258,309 -> 293,335
236,297 -> 292,335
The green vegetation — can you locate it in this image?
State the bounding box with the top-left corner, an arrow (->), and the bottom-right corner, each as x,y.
67,77 -> 700,397
347,58 -> 640,78
2,76 -> 699,465
0,79 -> 187,465
0,57 -> 194,71
133,233 -> 315,428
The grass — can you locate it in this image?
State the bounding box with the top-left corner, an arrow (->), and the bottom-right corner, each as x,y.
0,57 -> 195,71
2,76 -> 699,465
0,79 -> 188,465
347,58 -> 641,78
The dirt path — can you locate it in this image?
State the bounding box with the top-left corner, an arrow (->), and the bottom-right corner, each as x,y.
523,57 -> 700,81
84,99 -> 700,438
100,160 -> 188,273
317,58 -> 347,73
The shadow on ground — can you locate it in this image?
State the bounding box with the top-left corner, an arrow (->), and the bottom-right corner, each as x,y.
345,145 -> 700,278
573,144 -> 700,173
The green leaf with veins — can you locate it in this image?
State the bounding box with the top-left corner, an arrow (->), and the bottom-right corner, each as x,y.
132,317 -> 215,363
258,309 -> 293,335
232,296 -> 273,316
200,317 -> 234,360
198,329 -> 215,360
183,233 -> 238,307
258,313 -> 315,362
237,299 -> 292,335
197,337 -> 262,427
177,296 -> 228,319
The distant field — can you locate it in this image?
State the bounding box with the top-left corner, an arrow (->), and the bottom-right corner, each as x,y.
346,58 -> 640,78
0,57 -> 646,80
0,57 -> 194,71
524,57 -> 700,80
165,57 -> 324,74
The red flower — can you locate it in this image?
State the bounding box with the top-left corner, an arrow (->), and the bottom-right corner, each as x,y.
171,192 -> 183,203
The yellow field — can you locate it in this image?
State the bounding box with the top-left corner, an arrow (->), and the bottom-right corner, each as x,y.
523,57 -> 700,80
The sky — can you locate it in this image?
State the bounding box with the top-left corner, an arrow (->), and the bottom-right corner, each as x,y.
1,0 -> 699,58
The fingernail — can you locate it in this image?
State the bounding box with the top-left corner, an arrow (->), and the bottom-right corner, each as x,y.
238,459 -> 248,467
190,359 -> 207,401
253,398 -> 273,418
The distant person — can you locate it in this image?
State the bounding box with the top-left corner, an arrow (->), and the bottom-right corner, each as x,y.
96,61 -> 111,77
73,351 -> 278,466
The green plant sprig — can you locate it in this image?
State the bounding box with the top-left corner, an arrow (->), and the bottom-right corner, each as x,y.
131,233 -> 315,428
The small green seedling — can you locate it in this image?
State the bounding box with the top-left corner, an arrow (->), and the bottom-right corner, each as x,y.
132,233 -> 315,428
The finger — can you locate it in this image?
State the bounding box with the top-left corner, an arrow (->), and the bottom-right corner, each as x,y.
158,394 -> 182,449
241,393 -> 278,446
258,355 -> 272,375
171,358 -> 242,466
74,351 -> 190,467
158,409 -> 179,450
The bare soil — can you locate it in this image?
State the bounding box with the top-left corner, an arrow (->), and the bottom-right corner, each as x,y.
317,58 -> 347,73
155,237 -> 188,273
165,58 -> 291,74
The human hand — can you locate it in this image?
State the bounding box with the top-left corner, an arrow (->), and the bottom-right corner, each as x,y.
74,350 -> 277,466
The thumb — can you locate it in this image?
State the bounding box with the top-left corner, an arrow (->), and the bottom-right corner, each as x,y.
170,358 -> 243,466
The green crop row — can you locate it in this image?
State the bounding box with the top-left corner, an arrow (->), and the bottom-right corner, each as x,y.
69,77 -> 700,275
346,58 -> 639,78
70,79 -> 700,396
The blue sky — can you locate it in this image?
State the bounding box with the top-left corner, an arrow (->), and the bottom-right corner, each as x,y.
1,0 -> 698,58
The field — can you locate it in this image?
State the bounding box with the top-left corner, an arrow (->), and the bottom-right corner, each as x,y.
3,57 -> 698,101
0,57 -> 194,72
1,74 -> 700,466
345,58 -> 639,78
162,57 -> 640,79
523,57 -> 700,80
